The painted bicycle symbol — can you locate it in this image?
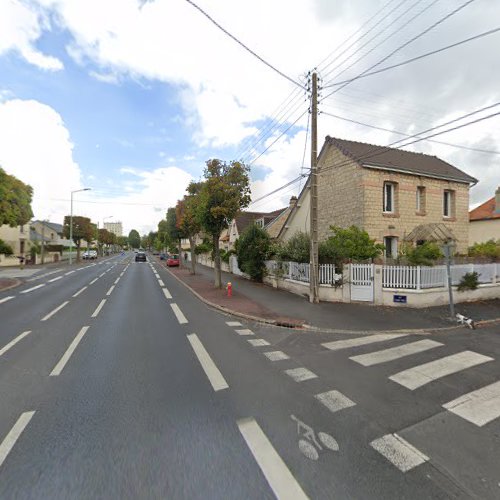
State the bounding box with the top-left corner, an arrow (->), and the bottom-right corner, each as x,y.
291,414 -> 339,461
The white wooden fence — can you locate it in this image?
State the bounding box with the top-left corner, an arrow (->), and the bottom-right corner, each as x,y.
265,260 -> 341,285
382,263 -> 499,289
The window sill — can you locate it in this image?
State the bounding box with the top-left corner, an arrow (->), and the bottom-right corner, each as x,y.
383,213 -> 400,218
442,216 -> 456,222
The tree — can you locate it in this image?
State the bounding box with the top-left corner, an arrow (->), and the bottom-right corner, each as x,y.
176,181 -> 203,274
319,225 -> 384,269
198,159 -> 251,288
128,229 -> 141,249
0,167 -> 34,227
236,223 -> 270,281
63,215 -> 95,262
275,232 -> 310,263
116,235 -> 128,249
98,228 -> 114,255
166,207 -> 183,257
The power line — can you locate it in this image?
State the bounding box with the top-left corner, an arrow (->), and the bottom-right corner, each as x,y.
298,105 -> 311,193
323,25 -> 500,88
248,174 -> 305,206
184,0 -> 304,89
320,111 -> 500,155
321,0 -> 477,102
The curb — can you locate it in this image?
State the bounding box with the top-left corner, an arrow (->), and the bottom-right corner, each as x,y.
160,262 -> 500,335
0,278 -> 22,292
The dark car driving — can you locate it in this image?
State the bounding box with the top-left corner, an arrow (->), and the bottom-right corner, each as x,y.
135,251 -> 147,262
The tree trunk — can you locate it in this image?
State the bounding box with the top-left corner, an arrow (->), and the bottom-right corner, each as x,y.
178,238 -> 182,267
213,234 -> 222,288
189,235 -> 196,275
76,241 -> 81,262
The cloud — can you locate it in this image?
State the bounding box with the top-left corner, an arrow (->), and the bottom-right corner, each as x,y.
0,0 -> 63,70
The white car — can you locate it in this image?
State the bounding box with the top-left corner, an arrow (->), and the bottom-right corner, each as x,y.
82,250 -> 98,260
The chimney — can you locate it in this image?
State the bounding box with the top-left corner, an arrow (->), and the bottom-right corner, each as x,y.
289,196 -> 298,208
496,186 -> 500,214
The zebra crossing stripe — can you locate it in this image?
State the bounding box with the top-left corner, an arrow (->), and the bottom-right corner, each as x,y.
322,333 -> 408,352
315,390 -> 356,414
285,367 -> 317,382
389,351 -> 494,390
443,380 -> 500,427
350,339 -> 443,367
370,433 -> 429,472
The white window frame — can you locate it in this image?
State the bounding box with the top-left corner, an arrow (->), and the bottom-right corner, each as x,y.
383,182 -> 395,213
443,190 -> 452,217
416,186 -> 425,212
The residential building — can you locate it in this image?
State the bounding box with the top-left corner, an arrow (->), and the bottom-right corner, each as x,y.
104,221 -> 123,237
469,187 -> 500,243
31,220 -> 71,247
279,136 -> 477,255
0,223 -> 30,255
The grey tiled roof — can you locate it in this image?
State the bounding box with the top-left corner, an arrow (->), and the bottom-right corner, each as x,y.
327,136 -> 478,184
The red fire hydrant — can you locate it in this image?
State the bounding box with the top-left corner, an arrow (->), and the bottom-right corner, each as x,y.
227,282 -> 232,297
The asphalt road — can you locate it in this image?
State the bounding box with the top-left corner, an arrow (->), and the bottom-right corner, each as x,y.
0,253 -> 498,499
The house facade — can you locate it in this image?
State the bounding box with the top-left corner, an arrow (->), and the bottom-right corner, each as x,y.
0,223 -> 30,255
469,187 -> 500,243
280,136 -> 477,255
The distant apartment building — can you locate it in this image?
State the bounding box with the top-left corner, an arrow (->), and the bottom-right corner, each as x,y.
104,221 -> 123,237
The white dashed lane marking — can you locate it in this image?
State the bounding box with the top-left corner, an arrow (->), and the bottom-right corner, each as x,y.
48,276 -> 63,283
370,433 -> 429,473
350,339 -> 444,367
20,284 -> 45,294
315,390 -> 356,414
389,351 -> 494,390
170,303 -> 188,324
0,331 -> 31,357
158,279 -> 165,287
285,367 -> 317,382
89,278 -> 99,285
0,296 -> 14,305
264,351 -> 289,361
237,417 -> 308,499
106,285 -> 115,296
162,288 -> 172,300
41,301 -> 69,322
187,333 -> 228,391
91,299 -> 106,318
50,326 -> 90,376
226,321 -> 242,327
72,286 -> 87,297
0,412 -> 36,469
236,329 -> 254,336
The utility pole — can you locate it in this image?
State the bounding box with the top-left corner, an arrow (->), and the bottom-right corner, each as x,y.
309,71 -> 319,303
41,221 -> 45,264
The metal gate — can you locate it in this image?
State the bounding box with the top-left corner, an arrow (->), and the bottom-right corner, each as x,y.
350,263 -> 374,302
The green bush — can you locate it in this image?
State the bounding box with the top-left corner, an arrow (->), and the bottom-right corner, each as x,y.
457,271 -> 480,291
0,239 -> 13,255
277,232 -> 310,263
194,239 -> 213,255
405,242 -> 443,266
236,224 -> 270,281
468,239 -> 500,260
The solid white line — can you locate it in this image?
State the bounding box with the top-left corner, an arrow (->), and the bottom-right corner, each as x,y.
264,351 -> 290,361
50,326 -> 90,376
72,286 -> 88,297
322,333 -> 408,352
48,276 -> 63,283
89,278 -> 99,285
0,296 -> 14,305
370,433 -> 429,472
20,284 -> 45,294
158,279 -> 165,287
0,411 -> 36,469
91,299 -> 106,318
41,301 -> 69,322
106,285 -> 115,296
389,351 -> 494,390
114,277 -> 120,284
350,340 -> 444,367
443,380 -> 500,427
285,367 -> 317,382
237,417 -> 309,499
0,331 -> 31,357
315,390 -> 356,414
248,339 -> 270,346
236,329 -> 254,336
163,288 -> 172,300
170,303 -> 187,324
187,334 -> 228,391
65,270 -> 75,275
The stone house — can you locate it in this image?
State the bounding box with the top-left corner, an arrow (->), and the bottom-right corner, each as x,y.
279,136 -> 477,256
0,223 -> 30,256
469,187 -> 500,244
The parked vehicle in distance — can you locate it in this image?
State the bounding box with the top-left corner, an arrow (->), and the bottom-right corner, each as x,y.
166,254 -> 179,267
135,251 -> 147,262
82,250 -> 97,260
160,253 -> 167,260
152,251 -> 160,256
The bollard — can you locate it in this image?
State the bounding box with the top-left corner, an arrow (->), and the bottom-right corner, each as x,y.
227,282 -> 232,297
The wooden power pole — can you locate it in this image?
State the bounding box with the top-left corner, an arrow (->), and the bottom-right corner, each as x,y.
309,72 -> 319,303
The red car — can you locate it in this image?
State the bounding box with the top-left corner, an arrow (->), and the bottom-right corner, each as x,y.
166,254 -> 179,267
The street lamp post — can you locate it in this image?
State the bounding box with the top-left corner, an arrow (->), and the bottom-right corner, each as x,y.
69,188 -> 91,265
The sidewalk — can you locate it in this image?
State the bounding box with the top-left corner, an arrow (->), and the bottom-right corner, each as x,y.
164,261 -> 500,332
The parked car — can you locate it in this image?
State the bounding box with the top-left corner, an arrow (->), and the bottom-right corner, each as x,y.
135,251 -> 147,262
82,250 -> 97,260
166,254 -> 179,267
160,253 -> 167,260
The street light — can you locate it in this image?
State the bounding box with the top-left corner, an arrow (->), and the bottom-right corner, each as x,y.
69,188 -> 91,265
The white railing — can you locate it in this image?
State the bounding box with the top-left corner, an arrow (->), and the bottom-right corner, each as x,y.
265,261 -> 341,285
383,262 -> 498,289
